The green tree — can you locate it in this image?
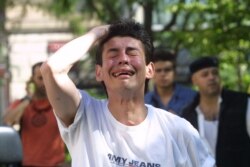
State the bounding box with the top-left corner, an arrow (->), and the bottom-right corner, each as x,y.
3,0 -> 250,91
44,0 -> 250,91
160,0 -> 250,91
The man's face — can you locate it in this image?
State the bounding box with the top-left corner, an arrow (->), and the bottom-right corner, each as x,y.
192,67 -> 221,96
32,65 -> 46,96
95,36 -> 154,95
153,61 -> 175,89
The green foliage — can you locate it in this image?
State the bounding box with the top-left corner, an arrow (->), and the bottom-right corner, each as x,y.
219,50 -> 250,91
69,16 -> 87,35
155,0 -> 250,92
7,0 -> 249,92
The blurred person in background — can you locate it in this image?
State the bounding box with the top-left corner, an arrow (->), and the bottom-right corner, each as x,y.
4,62 -> 65,167
182,56 -> 250,167
4,78 -> 34,130
145,48 -> 197,115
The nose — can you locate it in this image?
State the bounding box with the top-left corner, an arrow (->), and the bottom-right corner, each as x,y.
208,72 -> 217,80
118,51 -> 129,65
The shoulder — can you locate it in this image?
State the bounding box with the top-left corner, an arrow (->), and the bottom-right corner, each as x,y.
175,84 -> 197,96
222,89 -> 249,102
145,90 -> 154,97
78,90 -> 107,110
222,88 -> 248,96
79,90 -> 104,102
8,99 -> 23,109
144,91 -> 154,101
181,94 -> 199,119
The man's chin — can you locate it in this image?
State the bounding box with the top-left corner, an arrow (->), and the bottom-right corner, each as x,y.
36,89 -> 47,97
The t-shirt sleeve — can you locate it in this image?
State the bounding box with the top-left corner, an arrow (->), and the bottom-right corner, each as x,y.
54,90 -> 87,145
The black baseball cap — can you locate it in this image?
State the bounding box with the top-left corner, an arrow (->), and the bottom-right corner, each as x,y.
189,56 -> 219,75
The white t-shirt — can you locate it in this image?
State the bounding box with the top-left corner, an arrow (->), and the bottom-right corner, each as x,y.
56,90 -> 215,167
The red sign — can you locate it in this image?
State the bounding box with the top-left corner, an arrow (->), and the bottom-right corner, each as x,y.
47,41 -> 68,53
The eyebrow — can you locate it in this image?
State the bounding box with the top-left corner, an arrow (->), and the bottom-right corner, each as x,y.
107,48 -> 118,52
127,46 -> 139,51
106,46 -> 140,53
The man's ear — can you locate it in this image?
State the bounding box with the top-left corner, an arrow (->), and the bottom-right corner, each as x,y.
95,65 -> 103,82
146,62 -> 154,79
191,74 -> 196,85
31,76 -> 35,82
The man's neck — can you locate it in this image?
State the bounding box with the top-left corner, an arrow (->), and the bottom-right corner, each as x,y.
33,92 -> 47,100
156,85 -> 174,105
157,85 -> 173,95
199,95 -> 220,120
108,95 -> 147,126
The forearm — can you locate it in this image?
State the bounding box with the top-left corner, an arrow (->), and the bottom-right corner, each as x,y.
41,26 -> 109,126
3,99 -> 29,126
46,29 -> 103,74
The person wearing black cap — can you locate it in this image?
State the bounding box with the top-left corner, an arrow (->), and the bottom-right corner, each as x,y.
181,56 -> 250,167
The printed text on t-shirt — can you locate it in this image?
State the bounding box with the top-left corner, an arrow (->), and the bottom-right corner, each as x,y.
108,153 -> 161,167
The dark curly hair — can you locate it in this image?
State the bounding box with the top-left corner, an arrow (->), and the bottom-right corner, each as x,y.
95,19 -> 153,66
153,48 -> 177,69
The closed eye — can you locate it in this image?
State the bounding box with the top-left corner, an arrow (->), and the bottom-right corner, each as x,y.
106,48 -> 119,58
126,47 -> 140,56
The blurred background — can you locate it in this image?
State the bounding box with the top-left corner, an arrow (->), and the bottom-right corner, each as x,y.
0,0 -> 250,124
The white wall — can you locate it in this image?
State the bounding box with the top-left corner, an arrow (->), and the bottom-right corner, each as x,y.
8,33 -> 73,102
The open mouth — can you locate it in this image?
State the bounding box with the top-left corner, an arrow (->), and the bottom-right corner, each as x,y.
112,70 -> 135,77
